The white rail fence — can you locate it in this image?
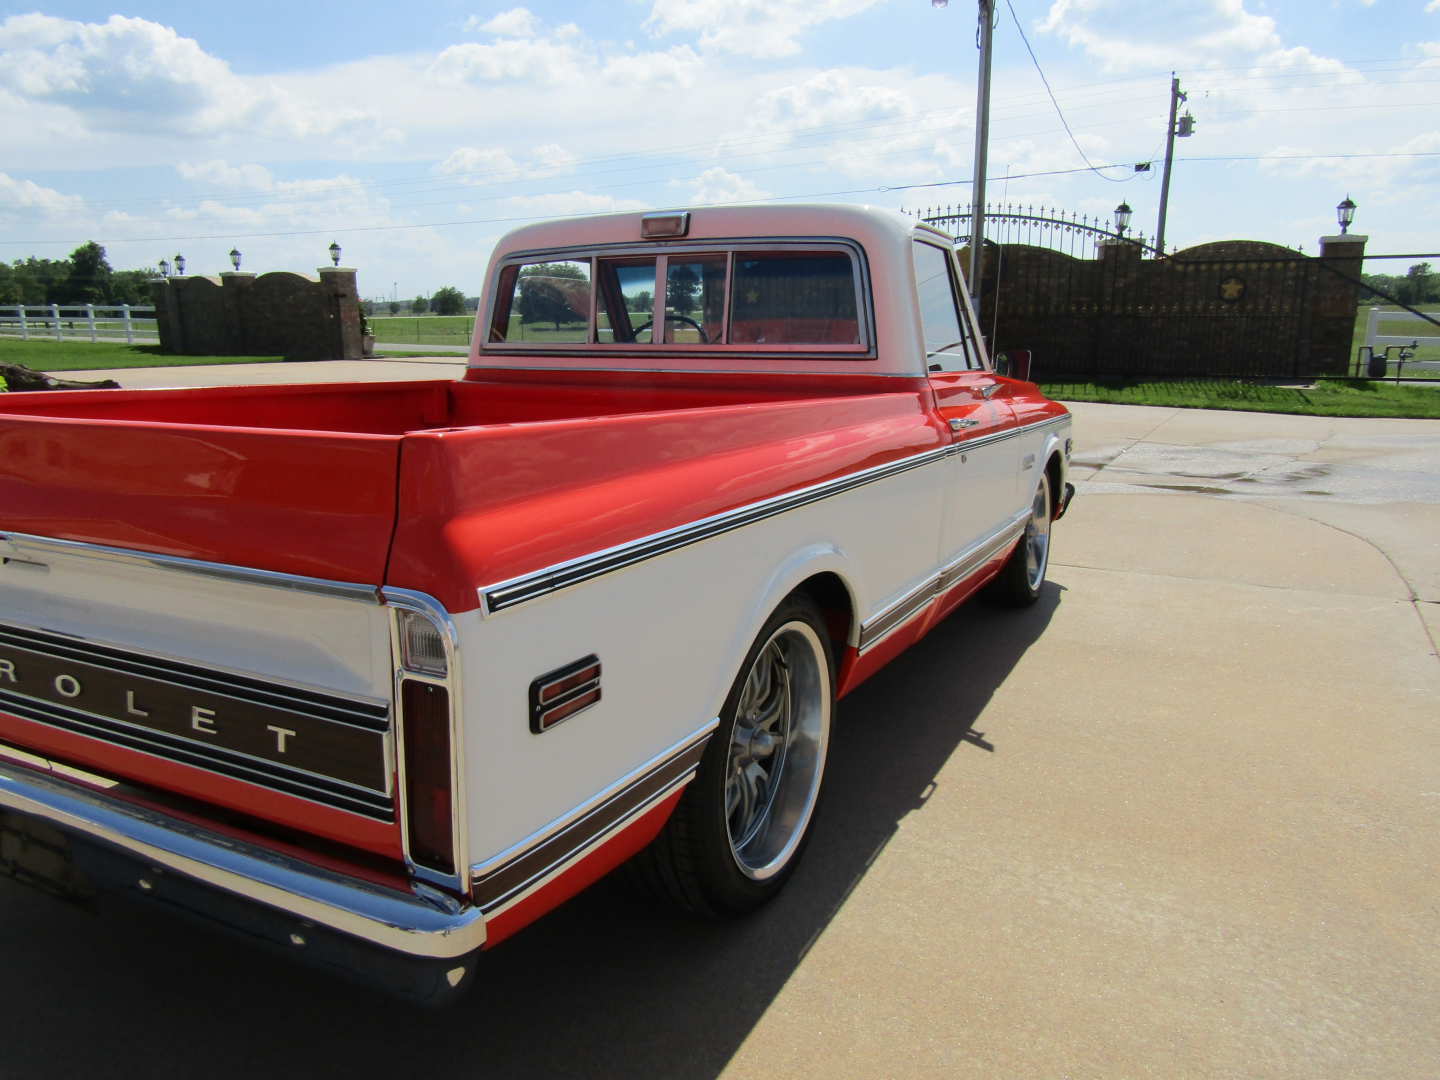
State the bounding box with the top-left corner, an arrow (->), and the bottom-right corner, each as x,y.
1364,307 -> 1440,352
0,304 -> 159,345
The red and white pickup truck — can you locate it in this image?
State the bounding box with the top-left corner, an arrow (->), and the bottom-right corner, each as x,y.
0,205 -> 1072,1002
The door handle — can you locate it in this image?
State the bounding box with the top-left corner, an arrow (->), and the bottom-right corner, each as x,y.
949,417 -> 980,431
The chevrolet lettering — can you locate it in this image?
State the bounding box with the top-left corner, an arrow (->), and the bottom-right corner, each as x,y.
0,205 -> 1072,1004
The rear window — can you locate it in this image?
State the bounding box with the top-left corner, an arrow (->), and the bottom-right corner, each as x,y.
488,246 -> 864,349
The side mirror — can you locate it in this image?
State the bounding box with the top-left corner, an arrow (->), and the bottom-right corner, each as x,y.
994,349 -> 1032,381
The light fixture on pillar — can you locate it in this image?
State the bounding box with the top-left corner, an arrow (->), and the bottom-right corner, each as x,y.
229,248 -> 242,271
159,259 -> 171,278
1114,202 -> 1133,237
174,253 -> 186,276
1337,196 -> 1357,235
329,241 -> 342,266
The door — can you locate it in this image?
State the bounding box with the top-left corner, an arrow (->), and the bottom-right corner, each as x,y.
913,240 -> 1020,571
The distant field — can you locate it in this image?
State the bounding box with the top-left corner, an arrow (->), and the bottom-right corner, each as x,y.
370,315 -> 474,346
1352,303 -> 1440,370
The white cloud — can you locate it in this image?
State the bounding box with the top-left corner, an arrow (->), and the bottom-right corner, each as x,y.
0,171 -> 84,217
429,36 -> 583,84
435,147 -> 524,184
687,167 -> 769,204
645,0 -> 885,59
0,13 -> 371,139
434,143 -> 578,184
602,45 -> 702,87
1428,0 -> 1440,12
177,159 -> 364,198
469,8 -> 541,37
1037,0 -> 1281,72
739,70 -> 947,178
531,143 -> 578,176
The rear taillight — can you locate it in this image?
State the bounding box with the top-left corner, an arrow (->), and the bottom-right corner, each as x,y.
400,678 -> 455,876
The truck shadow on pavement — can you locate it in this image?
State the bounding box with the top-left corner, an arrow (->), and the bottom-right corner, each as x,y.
0,586 -> 1061,1078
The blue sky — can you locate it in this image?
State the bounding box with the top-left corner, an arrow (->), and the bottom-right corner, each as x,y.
2,0 -> 1436,299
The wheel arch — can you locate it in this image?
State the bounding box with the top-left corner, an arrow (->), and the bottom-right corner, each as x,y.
747,545 -> 861,657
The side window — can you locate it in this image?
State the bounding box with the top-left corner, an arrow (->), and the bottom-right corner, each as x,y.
489,260 -> 592,343
912,241 -> 975,372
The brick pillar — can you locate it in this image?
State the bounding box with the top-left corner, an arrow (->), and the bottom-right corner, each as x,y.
318,267 -> 362,361
1313,233 -> 1368,375
150,278 -> 184,353
220,272 -> 256,356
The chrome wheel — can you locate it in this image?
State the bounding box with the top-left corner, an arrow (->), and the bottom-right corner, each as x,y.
1024,473 -> 1053,592
724,619 -> 831,881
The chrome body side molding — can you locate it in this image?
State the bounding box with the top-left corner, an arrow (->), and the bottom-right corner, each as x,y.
469,721 -> 717,915
0,532 -> 382,605
480,413 -> 1070,616
857,511 -> 1028,654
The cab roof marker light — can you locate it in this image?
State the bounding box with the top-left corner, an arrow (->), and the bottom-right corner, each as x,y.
641,212 -> 690,239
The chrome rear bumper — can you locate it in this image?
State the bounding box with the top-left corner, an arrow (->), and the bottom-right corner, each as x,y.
0,747 -> 486,988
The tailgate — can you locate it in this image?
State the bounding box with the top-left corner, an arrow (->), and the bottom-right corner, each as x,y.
0,414 -> 403,584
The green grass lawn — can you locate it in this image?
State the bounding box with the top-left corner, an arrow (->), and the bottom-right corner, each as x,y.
1,339 -> 283,371
1352,303 -> 1440,370
369,315 -> 475,346
1039,378 -> 1440,419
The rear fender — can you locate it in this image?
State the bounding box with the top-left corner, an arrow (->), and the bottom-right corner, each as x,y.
723,544 -> 861,691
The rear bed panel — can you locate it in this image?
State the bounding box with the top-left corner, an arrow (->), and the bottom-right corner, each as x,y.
0,414 -> 403,583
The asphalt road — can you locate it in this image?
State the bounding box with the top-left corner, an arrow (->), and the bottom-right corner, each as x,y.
2,374 -> 1437,1078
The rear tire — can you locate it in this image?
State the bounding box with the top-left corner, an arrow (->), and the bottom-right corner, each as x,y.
630,595 -> 834,916
987,470 -> 1053,608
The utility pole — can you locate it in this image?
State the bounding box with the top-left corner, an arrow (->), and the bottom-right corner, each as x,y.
969,0 -> 995,303
1155,73 -> 1195,256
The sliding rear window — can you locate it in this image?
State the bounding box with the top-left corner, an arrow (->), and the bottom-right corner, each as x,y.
487,244 -> 867,352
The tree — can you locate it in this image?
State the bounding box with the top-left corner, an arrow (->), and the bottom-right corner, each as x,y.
430,285 -> 466,316
1399,263 -> 1437,306
513,263 -> 588,331
361,299 -> 376,316
388,301 -> 401,316
666,264 -> 700,316
110,269 -> 157,306
627,289 -> 653,314
64,242 -> 113,304
411,295 -> 428,315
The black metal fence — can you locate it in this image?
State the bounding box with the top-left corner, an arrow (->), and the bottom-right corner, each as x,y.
912,204 -> 1361,379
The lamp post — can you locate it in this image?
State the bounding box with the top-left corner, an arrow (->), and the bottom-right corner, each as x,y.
158,259 -> 171,278
1337,196 -> 1357,235
229,248 -> 242,271
1114,202 -> 1133,238
174,253 -> 186,276
329,241 -> 342,266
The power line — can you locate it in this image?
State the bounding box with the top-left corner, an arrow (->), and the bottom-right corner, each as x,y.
9,151 -> 1438,248
1002,0 -> 1133,182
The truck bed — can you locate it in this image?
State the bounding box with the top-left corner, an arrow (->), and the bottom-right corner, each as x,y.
0,371 -> 939,601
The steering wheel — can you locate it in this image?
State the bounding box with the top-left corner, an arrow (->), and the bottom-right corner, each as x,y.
632,314 -> 709,344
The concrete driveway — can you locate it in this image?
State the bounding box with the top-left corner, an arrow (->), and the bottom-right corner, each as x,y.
1,377 -> 1437,1078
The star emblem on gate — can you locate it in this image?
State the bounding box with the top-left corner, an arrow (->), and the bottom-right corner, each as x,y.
1219,277 -> 1246,302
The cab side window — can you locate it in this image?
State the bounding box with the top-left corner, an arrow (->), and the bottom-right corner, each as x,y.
912,241 -> 978,373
